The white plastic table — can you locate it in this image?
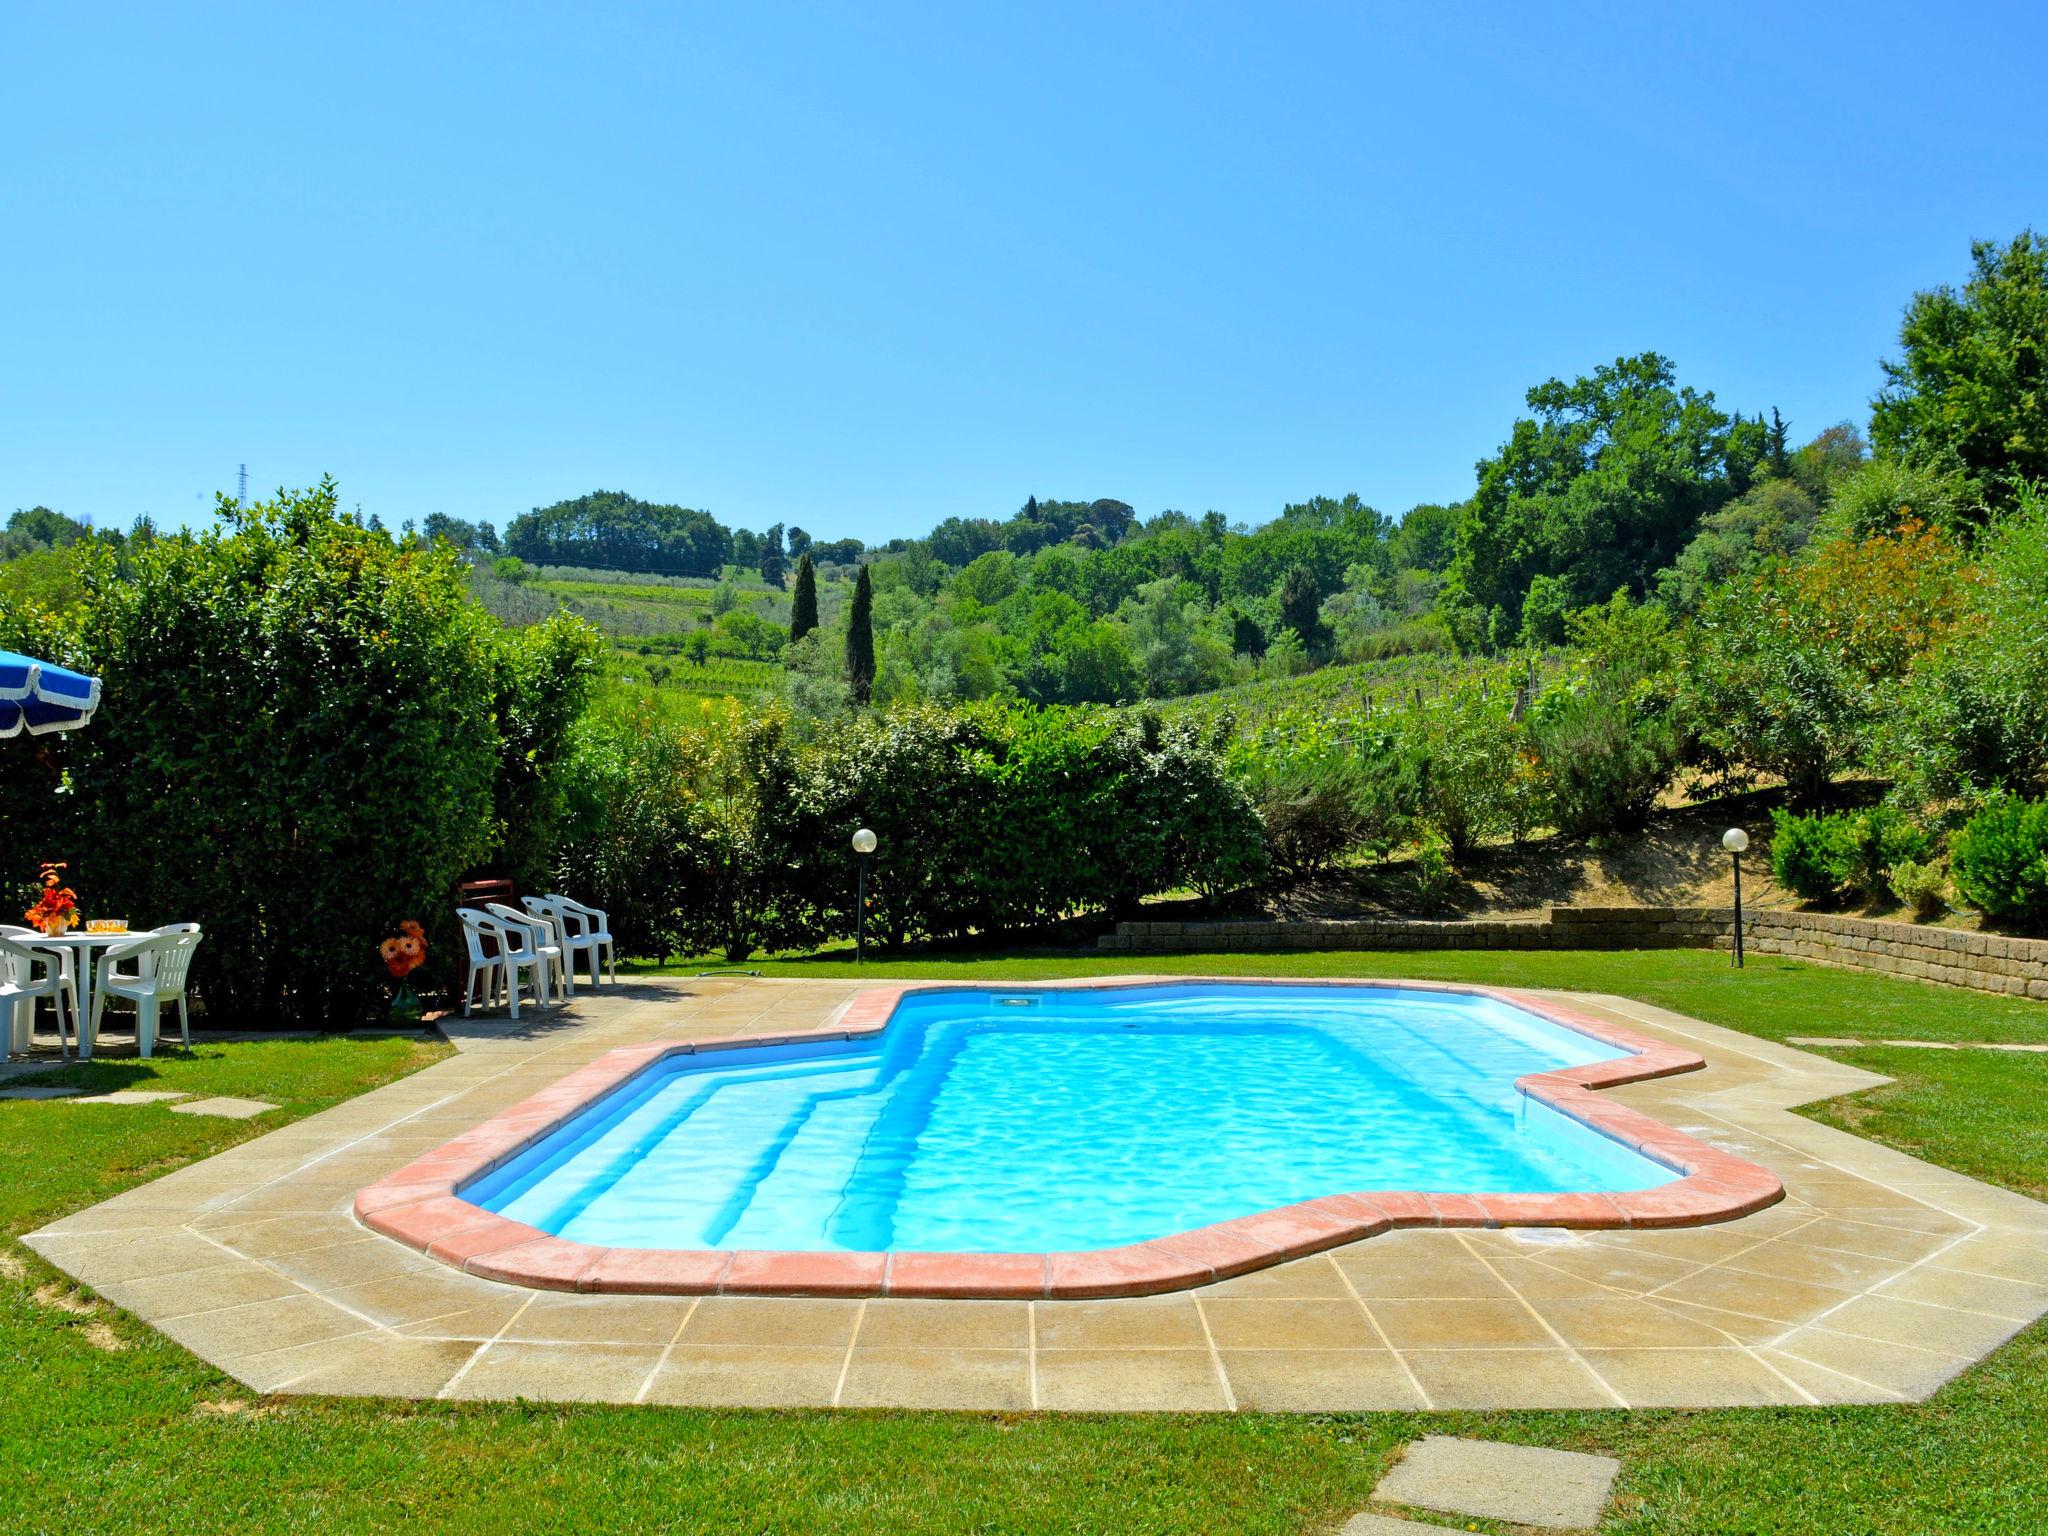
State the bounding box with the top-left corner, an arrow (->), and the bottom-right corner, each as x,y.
27,931 -> 137,1059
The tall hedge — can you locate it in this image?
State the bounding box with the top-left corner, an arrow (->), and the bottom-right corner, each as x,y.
1,483 -> 598,1027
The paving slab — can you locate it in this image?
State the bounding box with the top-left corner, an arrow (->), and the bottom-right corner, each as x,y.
1339,1515 -> 1446,1535
1788,1036 -> 1864,1048
168,1096 -> 280,1120
0,1085 -> 85,1099
68,1089 -> 189,1105
1373,1435 -> 1620,1529
22,975 -> 2048,1409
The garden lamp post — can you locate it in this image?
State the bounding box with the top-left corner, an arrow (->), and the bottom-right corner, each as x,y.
1723,827 -> 1749,968
852,828 -> 877,963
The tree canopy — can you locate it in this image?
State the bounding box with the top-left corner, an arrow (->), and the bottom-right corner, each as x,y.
1873,229 -> 2048,514
1445,352 -> 1749,643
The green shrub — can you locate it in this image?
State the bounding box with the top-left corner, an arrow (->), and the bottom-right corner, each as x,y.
1833,805 -> 1934,900
551,701 -> 711,963
1410,691 -> 1528,859
1951,793 -> 2048,930
1769,808 -> 1848,904
1885,857 -> 1950,922
1411,833 -> 1455,907
1527,682 -> 1679,838
788,703 -> 996,949
1350,729 -> 1423,862
1767,805 -> 1933,907
1883,487 -> 2048,803
1245,749 -> 1363,883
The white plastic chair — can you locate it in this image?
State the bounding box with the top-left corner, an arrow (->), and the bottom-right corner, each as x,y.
457,907 -> 553,1020
87,926 -> 202,1059
457,907 -> 507,1016
523,894 -> 615,989
1,934 -> 73,1061
486,902 -> 569,1001
0,925 -> 79,1059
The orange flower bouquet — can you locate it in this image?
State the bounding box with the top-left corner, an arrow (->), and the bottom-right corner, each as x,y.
379,920 -> 428,1022
24,862 -> 78,936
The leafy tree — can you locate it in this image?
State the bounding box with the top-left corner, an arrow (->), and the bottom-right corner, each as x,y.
422,513 -> 500,556
1388,502 -> 1461,573
1657,478 -> 1822,611
952,550 -> 1020,608
1446,353 -> 1736,641
1276,565 -> 1329,654
759,523 -> 787,587
1872,230 -> 2048,513
788,552 -> 819,644
1885,485 -> 2048,803
1681,521 -> 1965,801
928,516 -> 1004,568
1527,598 -> 1682,839
1,506 -> 94,558
1516,573 -> 1573,646
709,608 -> 787,660
1789,422 -> 1869,499
845,562 -> 876,704
787,525 -> 812,560
810,536 -> 864,566
1229,607 -> 1266,658
503,490 -> 731,573
489,610 -> 606,889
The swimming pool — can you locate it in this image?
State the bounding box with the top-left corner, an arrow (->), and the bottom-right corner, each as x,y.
461,982 -> 1678,1255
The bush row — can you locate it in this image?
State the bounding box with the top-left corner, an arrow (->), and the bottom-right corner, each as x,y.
551,699 -> 1266,960
1768,794 -> 2048,930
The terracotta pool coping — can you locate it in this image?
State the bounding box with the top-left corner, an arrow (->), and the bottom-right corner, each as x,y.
352,978 -> 1784,1298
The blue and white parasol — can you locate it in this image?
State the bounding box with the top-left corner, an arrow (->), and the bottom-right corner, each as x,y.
0,649 -> 101,738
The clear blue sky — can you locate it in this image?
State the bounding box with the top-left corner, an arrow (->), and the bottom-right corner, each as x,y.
7,3 -> 2044,544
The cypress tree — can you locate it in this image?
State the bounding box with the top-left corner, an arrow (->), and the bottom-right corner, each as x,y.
1767,406 -> 1792,479
788,552 -> 819,645
845,563 -> 875,704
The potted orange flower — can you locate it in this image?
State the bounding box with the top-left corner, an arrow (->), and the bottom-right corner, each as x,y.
379,919 -> 428,1023
23,862 -> 78,936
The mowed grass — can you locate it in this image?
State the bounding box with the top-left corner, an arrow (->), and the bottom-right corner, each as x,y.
1,953 -> 2045,1534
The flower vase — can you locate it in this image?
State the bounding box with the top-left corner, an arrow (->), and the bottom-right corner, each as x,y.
389,978 -> 423,1025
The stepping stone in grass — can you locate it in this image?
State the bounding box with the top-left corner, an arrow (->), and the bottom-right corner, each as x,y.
168,1096 -> 280,1120
69,1090 -> 190,1105
0,1085 -> 86,1100
1340,1514 -> 1448,1534
1788,1036 -> 1864,1048
1373,1435 -> 1621,1531
1881,1039 -> 1958,1049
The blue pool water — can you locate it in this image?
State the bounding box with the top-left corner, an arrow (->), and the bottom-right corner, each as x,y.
463,983 -> 1675,1253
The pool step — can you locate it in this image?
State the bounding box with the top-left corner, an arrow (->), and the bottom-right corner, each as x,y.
540,1058 -> 880,1245
717,1092 -> 895,1249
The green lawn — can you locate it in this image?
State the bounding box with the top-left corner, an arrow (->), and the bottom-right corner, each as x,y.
4,952 -> 2046,1534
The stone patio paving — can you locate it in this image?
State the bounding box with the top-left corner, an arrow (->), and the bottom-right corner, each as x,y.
23,976 -> 2048,1409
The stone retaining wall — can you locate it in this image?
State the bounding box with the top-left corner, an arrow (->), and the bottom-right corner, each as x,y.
1099,905 -> 2048,1000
